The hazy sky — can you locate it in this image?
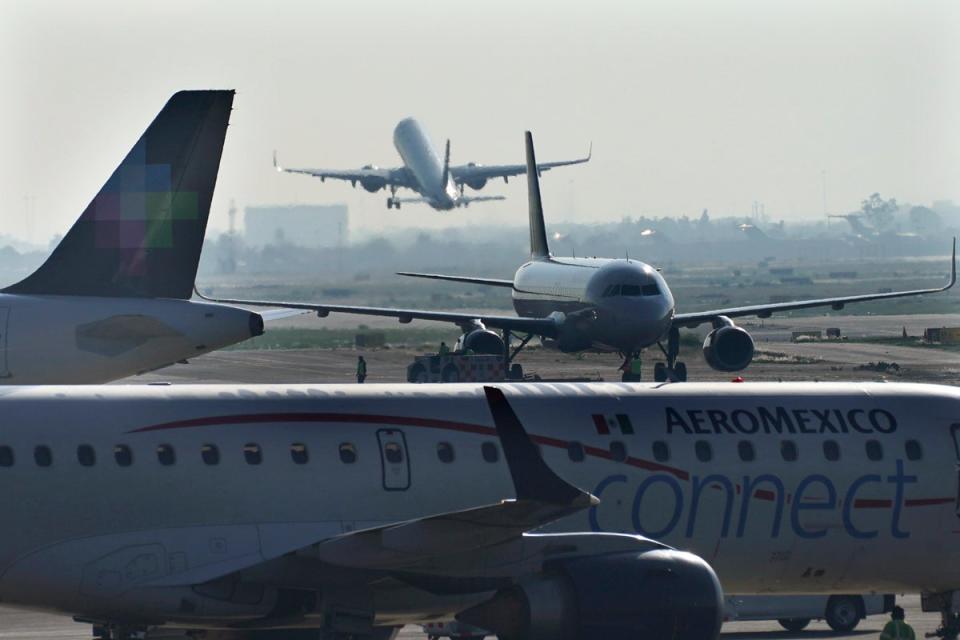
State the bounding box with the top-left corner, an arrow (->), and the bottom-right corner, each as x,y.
2,0 -> 958,244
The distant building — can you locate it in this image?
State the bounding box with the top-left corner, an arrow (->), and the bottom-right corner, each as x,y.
244,204 -> 348,248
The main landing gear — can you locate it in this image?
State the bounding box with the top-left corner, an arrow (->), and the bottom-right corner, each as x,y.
386,187 -> 401,210
924,592 -> 960,640
654,326 -> 687,382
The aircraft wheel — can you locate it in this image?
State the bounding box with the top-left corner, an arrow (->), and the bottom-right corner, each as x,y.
653,362 -> 667,382
386,197 -> 393,209
825,595 -> 862,632
778,618 -> 811,632
674,361 -> 688,381
408,363 -> 428,383
441,364 -> 460,383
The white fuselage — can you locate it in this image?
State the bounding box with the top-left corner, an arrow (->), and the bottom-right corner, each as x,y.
511,256 -> 675,352
393,118 -> 459,210
0,381 -> 956,625
0,295 -> 260,384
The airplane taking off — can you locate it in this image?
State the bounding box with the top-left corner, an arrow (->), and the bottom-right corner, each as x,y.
3,381 -> 960,640
0,90 -> 281,384
204,132 -> 956,382
273,117 -> 591,210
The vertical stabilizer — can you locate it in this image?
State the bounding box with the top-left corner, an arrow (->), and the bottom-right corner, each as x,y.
525,131 -> 550,258
5,90 -> 234,299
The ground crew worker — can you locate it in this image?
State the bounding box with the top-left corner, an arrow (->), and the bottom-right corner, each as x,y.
438,341 -> 450,356
619,356 -> 642,382
880,606 -> 915,640
356,356 -> 367,384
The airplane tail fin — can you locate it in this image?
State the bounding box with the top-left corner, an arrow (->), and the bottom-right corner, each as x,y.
525,131 -> 550,258
441,139 -> 451,188
4,90 -> 234,299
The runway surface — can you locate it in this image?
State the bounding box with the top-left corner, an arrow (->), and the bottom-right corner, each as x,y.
0,595 -> 940,639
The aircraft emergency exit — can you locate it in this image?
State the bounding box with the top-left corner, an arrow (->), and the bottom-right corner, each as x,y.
0,90 -> 277,384
206,132 -> 955,382
273,117 -> 591,210
2,381 -> 960,640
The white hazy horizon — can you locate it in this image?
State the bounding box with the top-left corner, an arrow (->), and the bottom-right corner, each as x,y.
2,0 -> 958,245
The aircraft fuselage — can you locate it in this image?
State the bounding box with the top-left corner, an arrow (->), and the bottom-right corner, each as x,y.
393,118 -> 459,210
0,295 -> 261,384
0,382 -> 955,627
511,256 -> 675,352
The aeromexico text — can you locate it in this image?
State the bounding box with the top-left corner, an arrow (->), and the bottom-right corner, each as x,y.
664,407 -> 897,435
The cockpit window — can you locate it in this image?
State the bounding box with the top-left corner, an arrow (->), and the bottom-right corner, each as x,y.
603,282 -> 661,297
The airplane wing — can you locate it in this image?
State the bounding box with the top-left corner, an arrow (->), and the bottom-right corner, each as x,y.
194,287 -> 563,337
396,272 -> 515,288
273,151 -> 413,188
450,144 -> 591,183
673,239 -> 956,328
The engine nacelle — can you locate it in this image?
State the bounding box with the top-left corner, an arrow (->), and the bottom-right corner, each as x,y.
460,549 -> 722,640
456,329 -> 505,356
702,324 -> 754,372
463,163 -> 487,191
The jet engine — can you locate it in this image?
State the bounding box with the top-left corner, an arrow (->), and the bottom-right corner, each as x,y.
359,166 -> 387,192
463,163 -> 487,190
456,328 -> 505,355
702,323 -> 754,372
459,549 -> 723,640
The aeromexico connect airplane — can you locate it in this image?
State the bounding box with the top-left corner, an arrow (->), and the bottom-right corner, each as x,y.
0,90 -> 288,384
273,117 -> 591,210
4,381 -> 960,640
205,132 -> 956,382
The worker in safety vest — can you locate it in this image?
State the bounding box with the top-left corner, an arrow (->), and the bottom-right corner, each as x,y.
438,341 -> 451,356
356,356 -> 367,384
880,606 -> 915,640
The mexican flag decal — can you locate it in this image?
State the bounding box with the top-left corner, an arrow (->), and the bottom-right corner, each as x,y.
592,413 -> 635,435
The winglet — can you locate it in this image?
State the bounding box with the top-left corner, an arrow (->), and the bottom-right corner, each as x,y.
586,141 -> 592,161
525,132 -> 551,259
273,150 -> 281,171
949,237 -> 956,290
483,386 -> 593,505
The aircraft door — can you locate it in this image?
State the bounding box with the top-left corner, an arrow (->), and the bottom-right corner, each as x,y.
951,424 -> 960,516
0,307 -> 9,378
377,429 -> 410,491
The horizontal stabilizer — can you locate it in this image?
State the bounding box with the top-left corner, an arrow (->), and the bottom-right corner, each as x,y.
395,272 -> 514,288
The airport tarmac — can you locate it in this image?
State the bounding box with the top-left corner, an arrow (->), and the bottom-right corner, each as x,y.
0,594 -> 940,639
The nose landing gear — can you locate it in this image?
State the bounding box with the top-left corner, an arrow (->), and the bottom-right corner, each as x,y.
655,326 -> 687,382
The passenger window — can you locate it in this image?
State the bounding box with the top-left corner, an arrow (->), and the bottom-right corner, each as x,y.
290,443 -> 309,465
737,441 -> 755,462
114,445 -> 133,467
905,440 -> 922,461
567,441 -> 586,462
482,442 -> 500,463
823,440 -> 841,461
780,440 -> 798,462
695,440 -> 712,462
77,445 -> 96,467
384,442 -> 404,464
34,445 -> 52,467
339,443 -> 357,464
244,443 -> 263,465
157,444 -> 175,466
201,444 -> 220,466
0,446 -> 12,467
437,442 -> 455,464
652,440 -> 670,462
866,439 -> 883,461
610,441 -> 627,463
